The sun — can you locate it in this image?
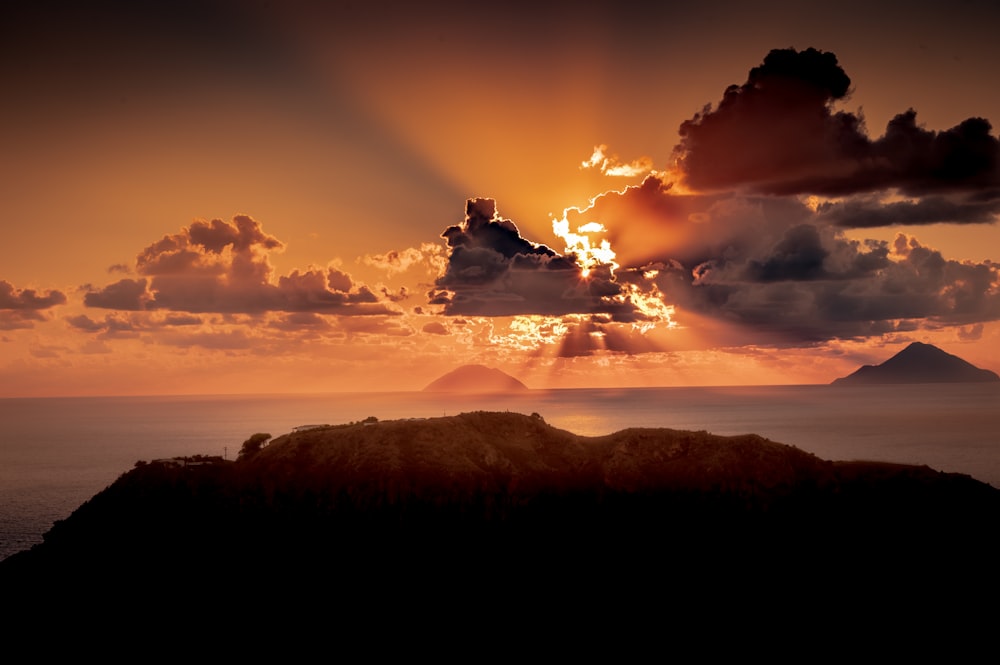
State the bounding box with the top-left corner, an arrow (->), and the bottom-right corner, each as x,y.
551,218 -> 619,276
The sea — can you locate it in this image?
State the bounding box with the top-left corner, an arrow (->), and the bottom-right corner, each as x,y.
2,383 -> 999,562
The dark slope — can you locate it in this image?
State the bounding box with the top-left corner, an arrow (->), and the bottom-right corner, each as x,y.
833,341 -> 1000,384
4,412 -> 999,629
422,364 -> 529,392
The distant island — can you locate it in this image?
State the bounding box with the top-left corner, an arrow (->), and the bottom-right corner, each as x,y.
422,364 -> 529,392
832,341 -> 1000,385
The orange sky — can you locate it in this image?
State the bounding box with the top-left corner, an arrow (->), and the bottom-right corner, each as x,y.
3,0 -> 1000,396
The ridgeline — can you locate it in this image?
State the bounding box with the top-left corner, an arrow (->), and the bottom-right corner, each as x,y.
4,411 -> 999,619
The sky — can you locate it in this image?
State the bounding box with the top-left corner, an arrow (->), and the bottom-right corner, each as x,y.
3,0 -> 1000,396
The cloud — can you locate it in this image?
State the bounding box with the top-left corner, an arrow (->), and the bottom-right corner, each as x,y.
163,313 -> 203,326
623,228 -> 1000,343
66,313 -> 205,336
85,215 -> 399,316
958,323 -> 985,341
83,278 -> 150,310
815,194 -> 1000,228
0,280 -> 67,329
431,198 -> 656,322
562,158 -> 1000,345
80,340 -> 113,355
362,243 -> 448,275
377,285 -> 409,302
672,48 -> 1000,198
66,313 -> 144,339
422,321 -> 449,335
0,312 -> 44,331
66,314 -> 106,333
1,280 -> 67,310
562,175 -> 813,272
268,312 -> 333,332
581,145 -> 653,178
29,344 -> 64,359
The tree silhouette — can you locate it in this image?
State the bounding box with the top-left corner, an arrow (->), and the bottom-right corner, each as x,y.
238,433 -> 271,460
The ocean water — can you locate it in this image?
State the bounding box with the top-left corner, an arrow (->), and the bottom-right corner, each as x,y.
2,383 -> 999,561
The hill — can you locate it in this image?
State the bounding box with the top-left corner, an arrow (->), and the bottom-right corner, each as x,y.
3,411 -> 998,629
422,363 -> 529,392
832,342 -> 1000,385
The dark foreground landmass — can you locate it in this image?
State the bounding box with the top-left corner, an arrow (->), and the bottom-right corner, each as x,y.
3,411 -> 999,636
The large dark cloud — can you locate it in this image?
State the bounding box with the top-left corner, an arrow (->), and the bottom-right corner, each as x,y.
85,216 -> 397,316
566,171 -> 1000,344
673,48 -> 1000,198
815,194 -> 1000,228
617,229 -> 1000,343
430,198 -> 653,321
555,43 -> 1000,348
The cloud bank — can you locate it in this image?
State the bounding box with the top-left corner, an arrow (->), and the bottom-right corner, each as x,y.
45,47 -> 1000,368
552,47 -> 1000,346
85,215 -> 397,316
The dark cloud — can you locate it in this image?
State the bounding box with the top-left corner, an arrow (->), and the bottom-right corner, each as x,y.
162,313 -> 203,326
623,230 -> 1000,343
958,323 -> 985,341
378,286 -> 409,302
744,224 -> 829,282
0,312 -> 43,331
422,321 -> 449,335
431,198 -> 651,321
0,280 -> 67,329
66,313 -> 144,339
673,48 -> 1000,197
66,314 -> 106,333
816,194 -> 1000,228
0,280 -> 67,311
876,111 -> 1000,195
83,278 -> 150,310
85,216 -> 398,316
568,154 -> 1000,344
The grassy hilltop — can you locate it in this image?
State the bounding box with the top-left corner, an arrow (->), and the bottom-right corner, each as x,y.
4,411 -> 999,617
